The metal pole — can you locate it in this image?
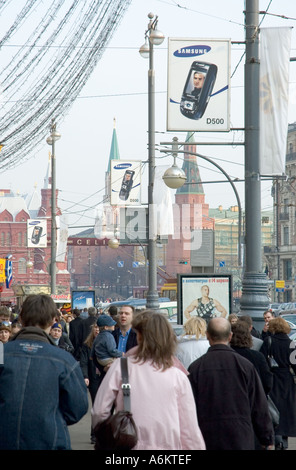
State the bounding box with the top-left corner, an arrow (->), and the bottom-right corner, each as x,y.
146,32 -> 159,310
51,126 -> 57,295
240,0 -> 269,318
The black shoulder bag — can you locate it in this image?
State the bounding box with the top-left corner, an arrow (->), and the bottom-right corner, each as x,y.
266,336 -> 280,427
267,335 -> 279,369
94,357 -> 138,450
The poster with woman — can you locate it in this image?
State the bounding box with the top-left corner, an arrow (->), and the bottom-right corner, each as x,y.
177,274 -> 232,324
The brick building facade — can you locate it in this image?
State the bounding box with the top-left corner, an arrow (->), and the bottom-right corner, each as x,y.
0,160 -> 70,306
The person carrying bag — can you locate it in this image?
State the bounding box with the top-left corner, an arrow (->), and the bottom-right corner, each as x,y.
91,311 -> 205,450
94,357 -> 138,450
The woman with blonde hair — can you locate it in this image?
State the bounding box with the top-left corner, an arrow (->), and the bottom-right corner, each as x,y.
176,316 -> 210,369
260,317 -> 296,450
91,310 -> 205,450
228,313 -> 238,325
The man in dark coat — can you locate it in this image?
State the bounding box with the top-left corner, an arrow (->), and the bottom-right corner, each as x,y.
81,306 -> 98,343
188,317 -> 274,450
261,310 -> 275,339
69,308 -> 84,360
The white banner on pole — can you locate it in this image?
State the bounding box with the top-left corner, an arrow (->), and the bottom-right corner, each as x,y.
259,27 -> 292,175
56,215 -> 68,262
151,165 -> 174,238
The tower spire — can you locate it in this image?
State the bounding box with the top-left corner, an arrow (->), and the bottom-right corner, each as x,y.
177,132 -> 204,195
107,117 -> 120,172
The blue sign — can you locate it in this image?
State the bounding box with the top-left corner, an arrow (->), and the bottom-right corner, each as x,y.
173,45 -> 211,58
219,261 -> 225,267
72,290 -> 95,309
132,261 -> 139,268
117,261 -> 124,268
5,259 -> 13,288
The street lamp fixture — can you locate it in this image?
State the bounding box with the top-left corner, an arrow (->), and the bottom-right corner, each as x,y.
108,238 -> 119,249
108,218 -> 120,249
139,13 -> 164,58
162,137 -> 186,189
46,118 -> 61,295
139,37 -> 149,59
139,13 -> 164,310
162,163 -> 187,189
26,253 -> 54,273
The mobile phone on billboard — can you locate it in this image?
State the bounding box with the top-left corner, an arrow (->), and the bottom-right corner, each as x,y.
180,61 -> 217,120
31,226 -> 43,244
119,170 -> 135,201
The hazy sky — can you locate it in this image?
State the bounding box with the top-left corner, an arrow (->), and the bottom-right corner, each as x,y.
0,0 -> 295,235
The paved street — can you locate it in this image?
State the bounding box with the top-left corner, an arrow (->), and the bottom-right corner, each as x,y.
69,396 -> 94,451
69,395 -> 296,451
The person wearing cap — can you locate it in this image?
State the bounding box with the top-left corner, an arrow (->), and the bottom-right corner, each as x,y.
0,321 -> 11,344
91,314 -> 123,369
49,322 -> 74,355
50,322 -> 63,344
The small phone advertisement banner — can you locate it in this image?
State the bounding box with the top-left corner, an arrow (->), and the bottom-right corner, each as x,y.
27,219 -> 47,247
110,160 -> 142,206
167,38 -> 231,132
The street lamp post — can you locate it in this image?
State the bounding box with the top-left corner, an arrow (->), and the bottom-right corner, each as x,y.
46,118 -> 61,295
139,13 -> 164,310
239,0 -> 270,319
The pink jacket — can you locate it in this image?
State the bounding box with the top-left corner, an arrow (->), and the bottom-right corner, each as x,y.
91,354 -> 205,450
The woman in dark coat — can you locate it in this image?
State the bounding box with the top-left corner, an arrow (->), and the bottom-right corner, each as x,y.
230,320 -> 273,395
80,323 -> 101,444
260,317 -> 296,450
80,323 -> 101,401
230,320 -> 274,450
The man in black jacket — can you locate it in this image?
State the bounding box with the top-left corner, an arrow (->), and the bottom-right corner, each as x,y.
69,308 -> 84,360
188,317 -> 274,450
82,306 -> 98,342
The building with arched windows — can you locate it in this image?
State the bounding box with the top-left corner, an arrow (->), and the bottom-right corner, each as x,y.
265,122 -> 296,301
0,161 -> 70,308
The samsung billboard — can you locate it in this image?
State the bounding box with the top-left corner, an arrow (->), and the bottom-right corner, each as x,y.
167,38 -> 231,132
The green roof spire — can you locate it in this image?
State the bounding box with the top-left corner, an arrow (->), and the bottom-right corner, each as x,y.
107,118 -> 120,171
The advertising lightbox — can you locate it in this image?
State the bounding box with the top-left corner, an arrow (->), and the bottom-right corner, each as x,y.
167,38 -> 231,132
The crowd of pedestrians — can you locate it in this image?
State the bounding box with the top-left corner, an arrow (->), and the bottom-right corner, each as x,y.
1,295 -> 296,451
